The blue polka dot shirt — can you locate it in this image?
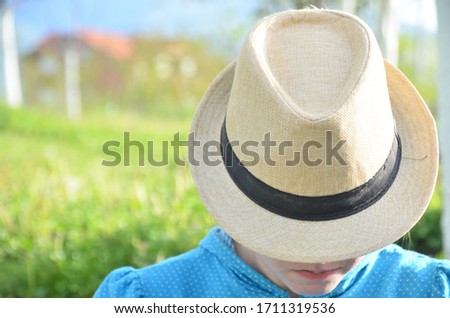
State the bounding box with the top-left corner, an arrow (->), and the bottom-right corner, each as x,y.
94,227 -> 450,298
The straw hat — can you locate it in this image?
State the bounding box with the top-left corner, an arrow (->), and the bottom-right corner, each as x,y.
189,9 -> 438,263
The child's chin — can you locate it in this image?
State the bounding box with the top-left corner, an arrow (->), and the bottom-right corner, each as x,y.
290,281 -> 340,297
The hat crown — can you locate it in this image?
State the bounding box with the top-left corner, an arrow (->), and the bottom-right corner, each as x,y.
226,9 -> 395,196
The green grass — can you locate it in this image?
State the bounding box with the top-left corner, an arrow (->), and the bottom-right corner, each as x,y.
0,105 -> 214,297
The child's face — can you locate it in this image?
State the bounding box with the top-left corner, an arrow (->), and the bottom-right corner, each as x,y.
257,254 -> 362,296
235,241 -> 362,296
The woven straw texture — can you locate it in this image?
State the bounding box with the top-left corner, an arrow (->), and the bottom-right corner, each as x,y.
189,9 -> 438,263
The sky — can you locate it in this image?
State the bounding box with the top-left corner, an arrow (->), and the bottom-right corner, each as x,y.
12,0 -> 260,53
10,0 -> 438,55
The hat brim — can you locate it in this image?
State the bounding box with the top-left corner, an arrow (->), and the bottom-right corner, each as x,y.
189,60 -> 438,263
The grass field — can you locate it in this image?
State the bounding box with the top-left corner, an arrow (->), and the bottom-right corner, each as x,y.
0,105 -> 215,297
0,104 -> 443,297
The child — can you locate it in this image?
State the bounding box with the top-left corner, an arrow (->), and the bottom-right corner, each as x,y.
94,9 -> 450,297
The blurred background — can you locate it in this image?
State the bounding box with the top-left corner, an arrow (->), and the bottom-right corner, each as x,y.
0,0 -> 449,297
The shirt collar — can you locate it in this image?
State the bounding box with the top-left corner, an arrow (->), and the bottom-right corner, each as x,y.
200,227 -> 289,297
200,226 -> 379,298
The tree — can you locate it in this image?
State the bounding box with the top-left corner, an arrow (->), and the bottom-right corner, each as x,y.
64,0 -> 82,120
371,0 -> 399,65
64,39 -> 82,120
1,0 -> 23,107
437,0 -> 450,258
